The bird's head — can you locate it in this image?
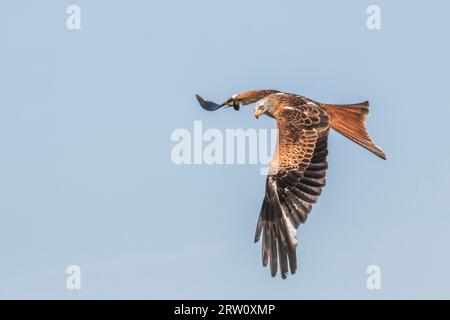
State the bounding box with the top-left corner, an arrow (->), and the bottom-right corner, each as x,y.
254,98 -> 273,119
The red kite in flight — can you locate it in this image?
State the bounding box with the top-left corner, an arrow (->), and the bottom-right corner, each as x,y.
197,90 -> 386,279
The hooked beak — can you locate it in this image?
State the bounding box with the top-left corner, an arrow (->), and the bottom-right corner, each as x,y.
254,107 -> 266,119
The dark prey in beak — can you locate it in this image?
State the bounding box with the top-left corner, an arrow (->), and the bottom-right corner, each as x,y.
196,95 -> 225,111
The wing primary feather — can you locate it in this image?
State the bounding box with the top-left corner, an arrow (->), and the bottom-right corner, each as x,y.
274,187 -> 292,278
277,226 -> 289,279
287,246 -> 297,274
270,224 -> 278,277
254,199 -> 267,243
262,223 -> 270,267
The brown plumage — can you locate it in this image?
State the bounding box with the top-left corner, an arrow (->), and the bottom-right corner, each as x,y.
197,89 -> 386,279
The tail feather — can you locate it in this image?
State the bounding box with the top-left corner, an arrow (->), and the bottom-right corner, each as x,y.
321,102 -> 387,160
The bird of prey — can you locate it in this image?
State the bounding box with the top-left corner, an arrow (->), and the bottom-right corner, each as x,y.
196,90 -> 386,279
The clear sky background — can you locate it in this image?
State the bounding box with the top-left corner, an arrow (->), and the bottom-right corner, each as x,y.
1,0 -> 449,299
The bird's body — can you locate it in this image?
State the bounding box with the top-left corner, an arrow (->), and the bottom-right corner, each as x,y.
197,90 -> 386,279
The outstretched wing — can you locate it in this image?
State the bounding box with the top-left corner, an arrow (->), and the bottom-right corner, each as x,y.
254,101 -> 330,279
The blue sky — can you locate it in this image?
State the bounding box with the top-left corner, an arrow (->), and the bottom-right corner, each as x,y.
1,0 -> 449,299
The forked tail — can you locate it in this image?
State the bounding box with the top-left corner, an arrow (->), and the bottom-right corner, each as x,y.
321,101 -> 387,160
